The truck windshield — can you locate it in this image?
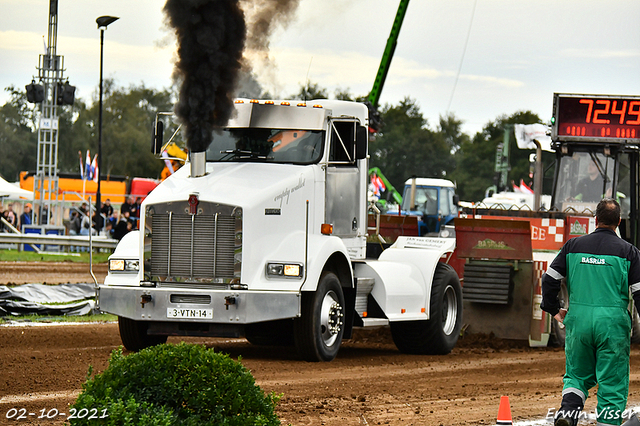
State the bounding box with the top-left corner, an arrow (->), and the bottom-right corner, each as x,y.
555,151 -> 614,211
205,128 -> 324,164
402,187 -> 439,215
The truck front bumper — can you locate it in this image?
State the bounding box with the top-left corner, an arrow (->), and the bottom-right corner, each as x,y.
98,285 -> 301,324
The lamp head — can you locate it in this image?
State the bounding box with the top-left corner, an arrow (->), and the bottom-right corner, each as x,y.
96,16 -> 119,29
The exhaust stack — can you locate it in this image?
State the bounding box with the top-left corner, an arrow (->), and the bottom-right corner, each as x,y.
190,151 -> 206,178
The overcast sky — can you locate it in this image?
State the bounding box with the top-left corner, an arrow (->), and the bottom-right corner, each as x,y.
1,0 -> 639,136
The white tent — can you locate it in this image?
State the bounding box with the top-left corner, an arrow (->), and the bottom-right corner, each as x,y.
0,176 -> 34,200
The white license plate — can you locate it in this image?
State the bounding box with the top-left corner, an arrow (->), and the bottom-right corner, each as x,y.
167,308 -> 213,319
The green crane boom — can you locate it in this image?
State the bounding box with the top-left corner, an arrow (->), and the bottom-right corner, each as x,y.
367,0 -> 410,110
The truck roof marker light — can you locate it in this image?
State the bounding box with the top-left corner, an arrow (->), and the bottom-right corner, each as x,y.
250,99 -> 259,104
234,100 -> 244,104
321,223 -> 333,235
313,104 -> 323,109
265,100 -> 274,105
297,103 -> 307,107
281,101 -> 290,106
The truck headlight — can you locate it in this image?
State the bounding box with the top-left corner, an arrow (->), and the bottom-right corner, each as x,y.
109,259 -> 140,272
266,263 -> 303,278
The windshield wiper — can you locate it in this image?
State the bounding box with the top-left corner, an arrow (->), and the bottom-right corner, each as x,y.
219,149 -> 272,161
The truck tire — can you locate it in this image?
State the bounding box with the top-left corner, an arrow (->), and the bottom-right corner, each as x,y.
390,263 -> 462,355
294,271 -> 345,362
118,316 -> 167,351
245,319 -> 294,346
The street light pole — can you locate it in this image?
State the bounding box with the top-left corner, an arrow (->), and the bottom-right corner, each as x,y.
96,15 -> 119,233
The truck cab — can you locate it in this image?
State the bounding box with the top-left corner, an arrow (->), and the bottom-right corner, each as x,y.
99,99 -> 462,362
401,178 -> 458,236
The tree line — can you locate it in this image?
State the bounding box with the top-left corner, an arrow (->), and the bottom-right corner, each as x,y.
0,81 -> 552,203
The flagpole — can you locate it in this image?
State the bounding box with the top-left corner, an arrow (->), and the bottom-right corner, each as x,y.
81,150 -> 86,202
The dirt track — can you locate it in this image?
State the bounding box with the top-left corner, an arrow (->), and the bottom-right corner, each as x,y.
3,262 -> 640,425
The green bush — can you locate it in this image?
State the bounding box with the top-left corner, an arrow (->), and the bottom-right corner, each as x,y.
70,343 -> 282,425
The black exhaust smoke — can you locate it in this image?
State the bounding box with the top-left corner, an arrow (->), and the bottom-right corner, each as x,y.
163,0 -> 301,161
163,0 -> 246,154
243,0 -> 300,54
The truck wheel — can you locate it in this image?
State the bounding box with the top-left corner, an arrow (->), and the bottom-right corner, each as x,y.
118,316 -> 167,351
245,319 -> 294,346
390,263 -> 462,355
294,271 -> 345,362
549,282 -> 568,347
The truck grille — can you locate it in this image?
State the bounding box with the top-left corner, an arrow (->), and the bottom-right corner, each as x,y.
148,207 -> 241,284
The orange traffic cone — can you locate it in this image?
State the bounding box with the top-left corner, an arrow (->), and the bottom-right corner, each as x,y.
496,396 -> 513,425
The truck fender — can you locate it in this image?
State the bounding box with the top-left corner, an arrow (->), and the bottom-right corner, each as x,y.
299,234 -> 353,293
298,234 -> 356,340
104,231 -> 143,286
111,230 -> 141,259
355,237 -> 455,321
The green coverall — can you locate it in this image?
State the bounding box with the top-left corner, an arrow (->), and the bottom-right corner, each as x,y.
542,228 -> 640,425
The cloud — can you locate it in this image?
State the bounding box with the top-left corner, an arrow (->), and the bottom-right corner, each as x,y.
0,30 -> 44,52
560,48 -> 640,59
252,47 -> 523,99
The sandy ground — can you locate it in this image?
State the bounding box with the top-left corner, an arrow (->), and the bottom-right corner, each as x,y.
0,261 -> 107,286
2,262 -> 640,426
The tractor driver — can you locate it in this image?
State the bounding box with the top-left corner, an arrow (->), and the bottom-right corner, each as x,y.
575,159 -> 609,202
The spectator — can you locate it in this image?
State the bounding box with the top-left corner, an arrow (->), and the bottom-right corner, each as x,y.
79,212 -> 92,236
107,211 -> 118,229
113,211 -> 133,240
104,220 -> 114,239
120,196 -> 135,216
2,203 -> 18,231
20,203 -> 33,229
92,209 -> 104,233
68,203 -> 77,221
69,211 -> 81,235
101,198 -> 114,218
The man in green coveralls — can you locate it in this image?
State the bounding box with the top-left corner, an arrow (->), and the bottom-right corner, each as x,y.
542,198 -> 640,426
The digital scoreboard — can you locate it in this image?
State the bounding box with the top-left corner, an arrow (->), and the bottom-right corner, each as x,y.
552,93 -> 640,142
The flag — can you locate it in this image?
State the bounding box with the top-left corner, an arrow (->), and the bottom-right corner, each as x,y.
514,123 -> 553,152
520,179 -> 534,194
85,150 -> 93,181
91,154 -> 98,183
370,173 -> 386,197
78,151 -> 84,180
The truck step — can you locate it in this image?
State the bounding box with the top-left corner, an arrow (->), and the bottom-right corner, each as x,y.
361,318 -> 389,327
355,277 -> 375,316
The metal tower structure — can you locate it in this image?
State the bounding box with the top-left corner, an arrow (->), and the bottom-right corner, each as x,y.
32,0 -> 66,226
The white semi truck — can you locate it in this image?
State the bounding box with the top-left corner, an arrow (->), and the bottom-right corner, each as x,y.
98,99 -> 463,362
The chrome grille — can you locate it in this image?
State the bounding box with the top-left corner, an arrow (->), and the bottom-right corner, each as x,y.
149,208 -> 240,283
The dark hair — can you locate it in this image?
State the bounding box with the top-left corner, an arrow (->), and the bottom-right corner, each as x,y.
596,198 -> 620,227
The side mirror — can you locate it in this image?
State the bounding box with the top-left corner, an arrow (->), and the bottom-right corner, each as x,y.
152,120 -> 164,154
356,125 -> 368,160
453,194 -> 460,206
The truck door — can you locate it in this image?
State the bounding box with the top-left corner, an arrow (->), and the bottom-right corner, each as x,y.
325,119 -> 360,238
